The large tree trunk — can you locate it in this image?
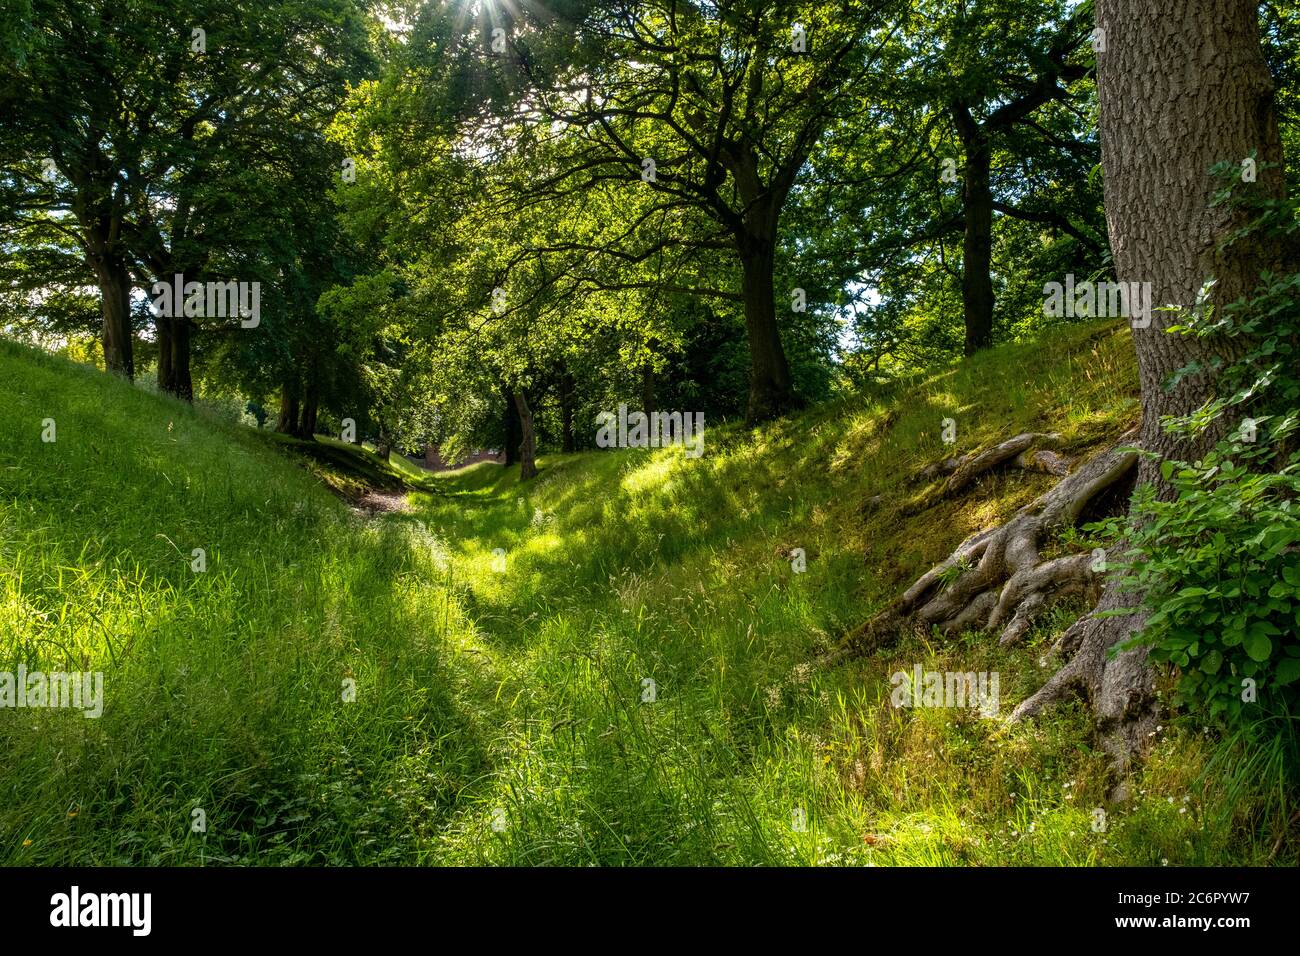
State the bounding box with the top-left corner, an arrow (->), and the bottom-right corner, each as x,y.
959,130 -> 995,356
738,233 -> 798,426
90,253 -> 134,379
513,390 -> 538,480
1098,0 -> 1286,467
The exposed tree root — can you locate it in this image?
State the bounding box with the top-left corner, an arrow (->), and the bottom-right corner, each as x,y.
1015,447 -> 1073,477
1011,583 -> 1157,799
900,432 -> 1137,640
906,432 -> 1073,514
849,429 -> 1156,795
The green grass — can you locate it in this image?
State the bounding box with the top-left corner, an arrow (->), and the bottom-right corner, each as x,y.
1,322 -> 1293,865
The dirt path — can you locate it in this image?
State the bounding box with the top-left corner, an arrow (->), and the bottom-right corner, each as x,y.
352,488 -> 412,515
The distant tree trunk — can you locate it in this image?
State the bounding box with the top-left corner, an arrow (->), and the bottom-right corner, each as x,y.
171,318 -> 193,402
298,383 -> 319,440
559,368 -> 576,453
90,252 -> 134,379
376,425 -> 391,461
513,390 -> 537,480
157,317 -> 174,393
955,118 -> 995,355
503,386 -> 522,466
277,384 -> 300,435
299,401 -> 318,439
738,226 -> 798,425
641,357 -> 656,419
155,317 -> 193,401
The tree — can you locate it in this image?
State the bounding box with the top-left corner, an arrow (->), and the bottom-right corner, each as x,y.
939,0 -> 1095,354
411,0 -> 909,424
0,0 -> 372,386
861,0 -> 1291,791
832,0 -> 1102,357
1028,0 -> 1290,770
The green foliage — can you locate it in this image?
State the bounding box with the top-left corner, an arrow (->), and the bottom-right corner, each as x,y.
1104,452 -> 1300,722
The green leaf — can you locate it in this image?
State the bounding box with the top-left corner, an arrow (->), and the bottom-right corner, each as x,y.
1276,657 -> 1300,686
1244,633 -> 1273,662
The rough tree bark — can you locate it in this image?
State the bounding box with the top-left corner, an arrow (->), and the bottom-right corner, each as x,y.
862,1 -> 1288,796
513,390 -> 538,480
1097,0 -> 1287,464
1035,0 -> 1288,787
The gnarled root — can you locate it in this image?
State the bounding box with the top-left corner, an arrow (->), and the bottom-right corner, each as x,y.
906,432 -> 1075,515
1012,589 -> 1158,798
898,434 -> 1138,644
849,430 -> 1156,792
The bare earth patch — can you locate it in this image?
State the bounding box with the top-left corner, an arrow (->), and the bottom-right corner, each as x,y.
352,489 -> 411,515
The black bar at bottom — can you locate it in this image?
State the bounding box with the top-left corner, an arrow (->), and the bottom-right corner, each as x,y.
0,866 -> 1289,942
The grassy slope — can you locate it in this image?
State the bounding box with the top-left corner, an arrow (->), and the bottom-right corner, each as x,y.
0,324 -> 1288,865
